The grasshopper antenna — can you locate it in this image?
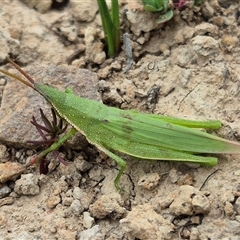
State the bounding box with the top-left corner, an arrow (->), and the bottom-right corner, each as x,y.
0,57 -> 34,89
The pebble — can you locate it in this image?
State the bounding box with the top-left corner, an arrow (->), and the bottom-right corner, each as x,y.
14,173 -> 39,196
234,197 -> 240,214
46,195 -> 61,209
85,27 -> 106,64
138,172 -> 160,190
221,35 -> 238,52
70,1 -> 98,22
74,155 -> 93,172
0,196 -> 14,206
89,193 -> 125,219
78,225 -> 102,240
169,185 -> 210,215
83,211 -> 95,229
73,187 -> 93,210
126,10 -> 160,36
202,1 -> 215,19
220,190 -> 235,203
120,204 -> 173,240
62,196 -> 73,207
224,201 -> 234,217
21,0 -> 51,13
191,35 -> 219,56
0,145 -> 10,163
0,185 -> 11,198
0,162 -> 25,183
70,199 -> 84,216
194,22 -> 219,37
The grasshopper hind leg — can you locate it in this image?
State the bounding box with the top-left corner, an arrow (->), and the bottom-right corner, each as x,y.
98,147 -> 126,193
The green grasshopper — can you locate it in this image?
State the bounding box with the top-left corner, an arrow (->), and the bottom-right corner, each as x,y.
1,57 -> 240,192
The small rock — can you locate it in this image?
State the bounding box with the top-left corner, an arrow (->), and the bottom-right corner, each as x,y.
227,220 -> 240,235
168,168 -> 179,183
192,194 -> 210,214
138,173 -> 160,190
0,28 -> 20,63
88,166 -> 104,183
102,88 -> 123,106
171,46 -> 196,68
89,193 -> 125,219
201,1 -> 215,19
52,178 -> 69,195
169,185 -> 210,215
70,199 -> 84,216
51,15 -> 77,42
221,35 -> 238,52
177,173 -> 193,186
0,212 -> 7,226
0,162 -> 25,183
0,196 -> 14,206
212,16 -> 224,27
191,35 -> 219,56
159,43 -> 169,53
194,23 -> 219,37
224,201 -> 234,217
59,162 -> 81,187
137,37 -> 145,44
74,155 -> 93,172
0,145 -> 10,163
234,197 -> 240,214
38,174 -> 49,184
73,187 -> 93,210
85,27 -> 106,64
71,0 -> 98,22
120,204 -> 173,240
174,26 -> 194,44
126,10 -> 161,36
58,229 -> 77,240
61,192 -> 73,206
83,211 -> 95,229
0,185 -> 11,198
181,227 -> 191,239
20,0 -> 51,13
220,190 -> 235,203
72,187 -> 83,200
159,192 -> 175,209
78,225 -> 102,240
14,173 -> 40,196
46,195 -> 61,209
190,227 -> 200,240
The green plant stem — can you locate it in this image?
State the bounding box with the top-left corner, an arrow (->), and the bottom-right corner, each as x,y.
111,0 -> 120,54
97,0 -> 120,57
97,0 -> 115,57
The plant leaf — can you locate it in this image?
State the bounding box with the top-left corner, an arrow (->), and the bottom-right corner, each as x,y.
144,4 -> 163,12
156,9 -> 174,23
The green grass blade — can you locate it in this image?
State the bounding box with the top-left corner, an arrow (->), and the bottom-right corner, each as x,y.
111,0 -> 120,54
97,0 -> 115,57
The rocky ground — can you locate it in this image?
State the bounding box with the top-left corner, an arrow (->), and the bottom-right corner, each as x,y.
1,0 -> 240,239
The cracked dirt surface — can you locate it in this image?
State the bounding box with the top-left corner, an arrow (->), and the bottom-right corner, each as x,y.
1,0 -> 240,239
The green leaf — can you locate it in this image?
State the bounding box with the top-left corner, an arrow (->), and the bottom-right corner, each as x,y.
141,0 -> 164,12
162,0 -> 169,12
144,4 -> 163,12
156,9 -> 173,23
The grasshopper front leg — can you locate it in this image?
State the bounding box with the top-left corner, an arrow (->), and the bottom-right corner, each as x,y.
31,127 -> 77,166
